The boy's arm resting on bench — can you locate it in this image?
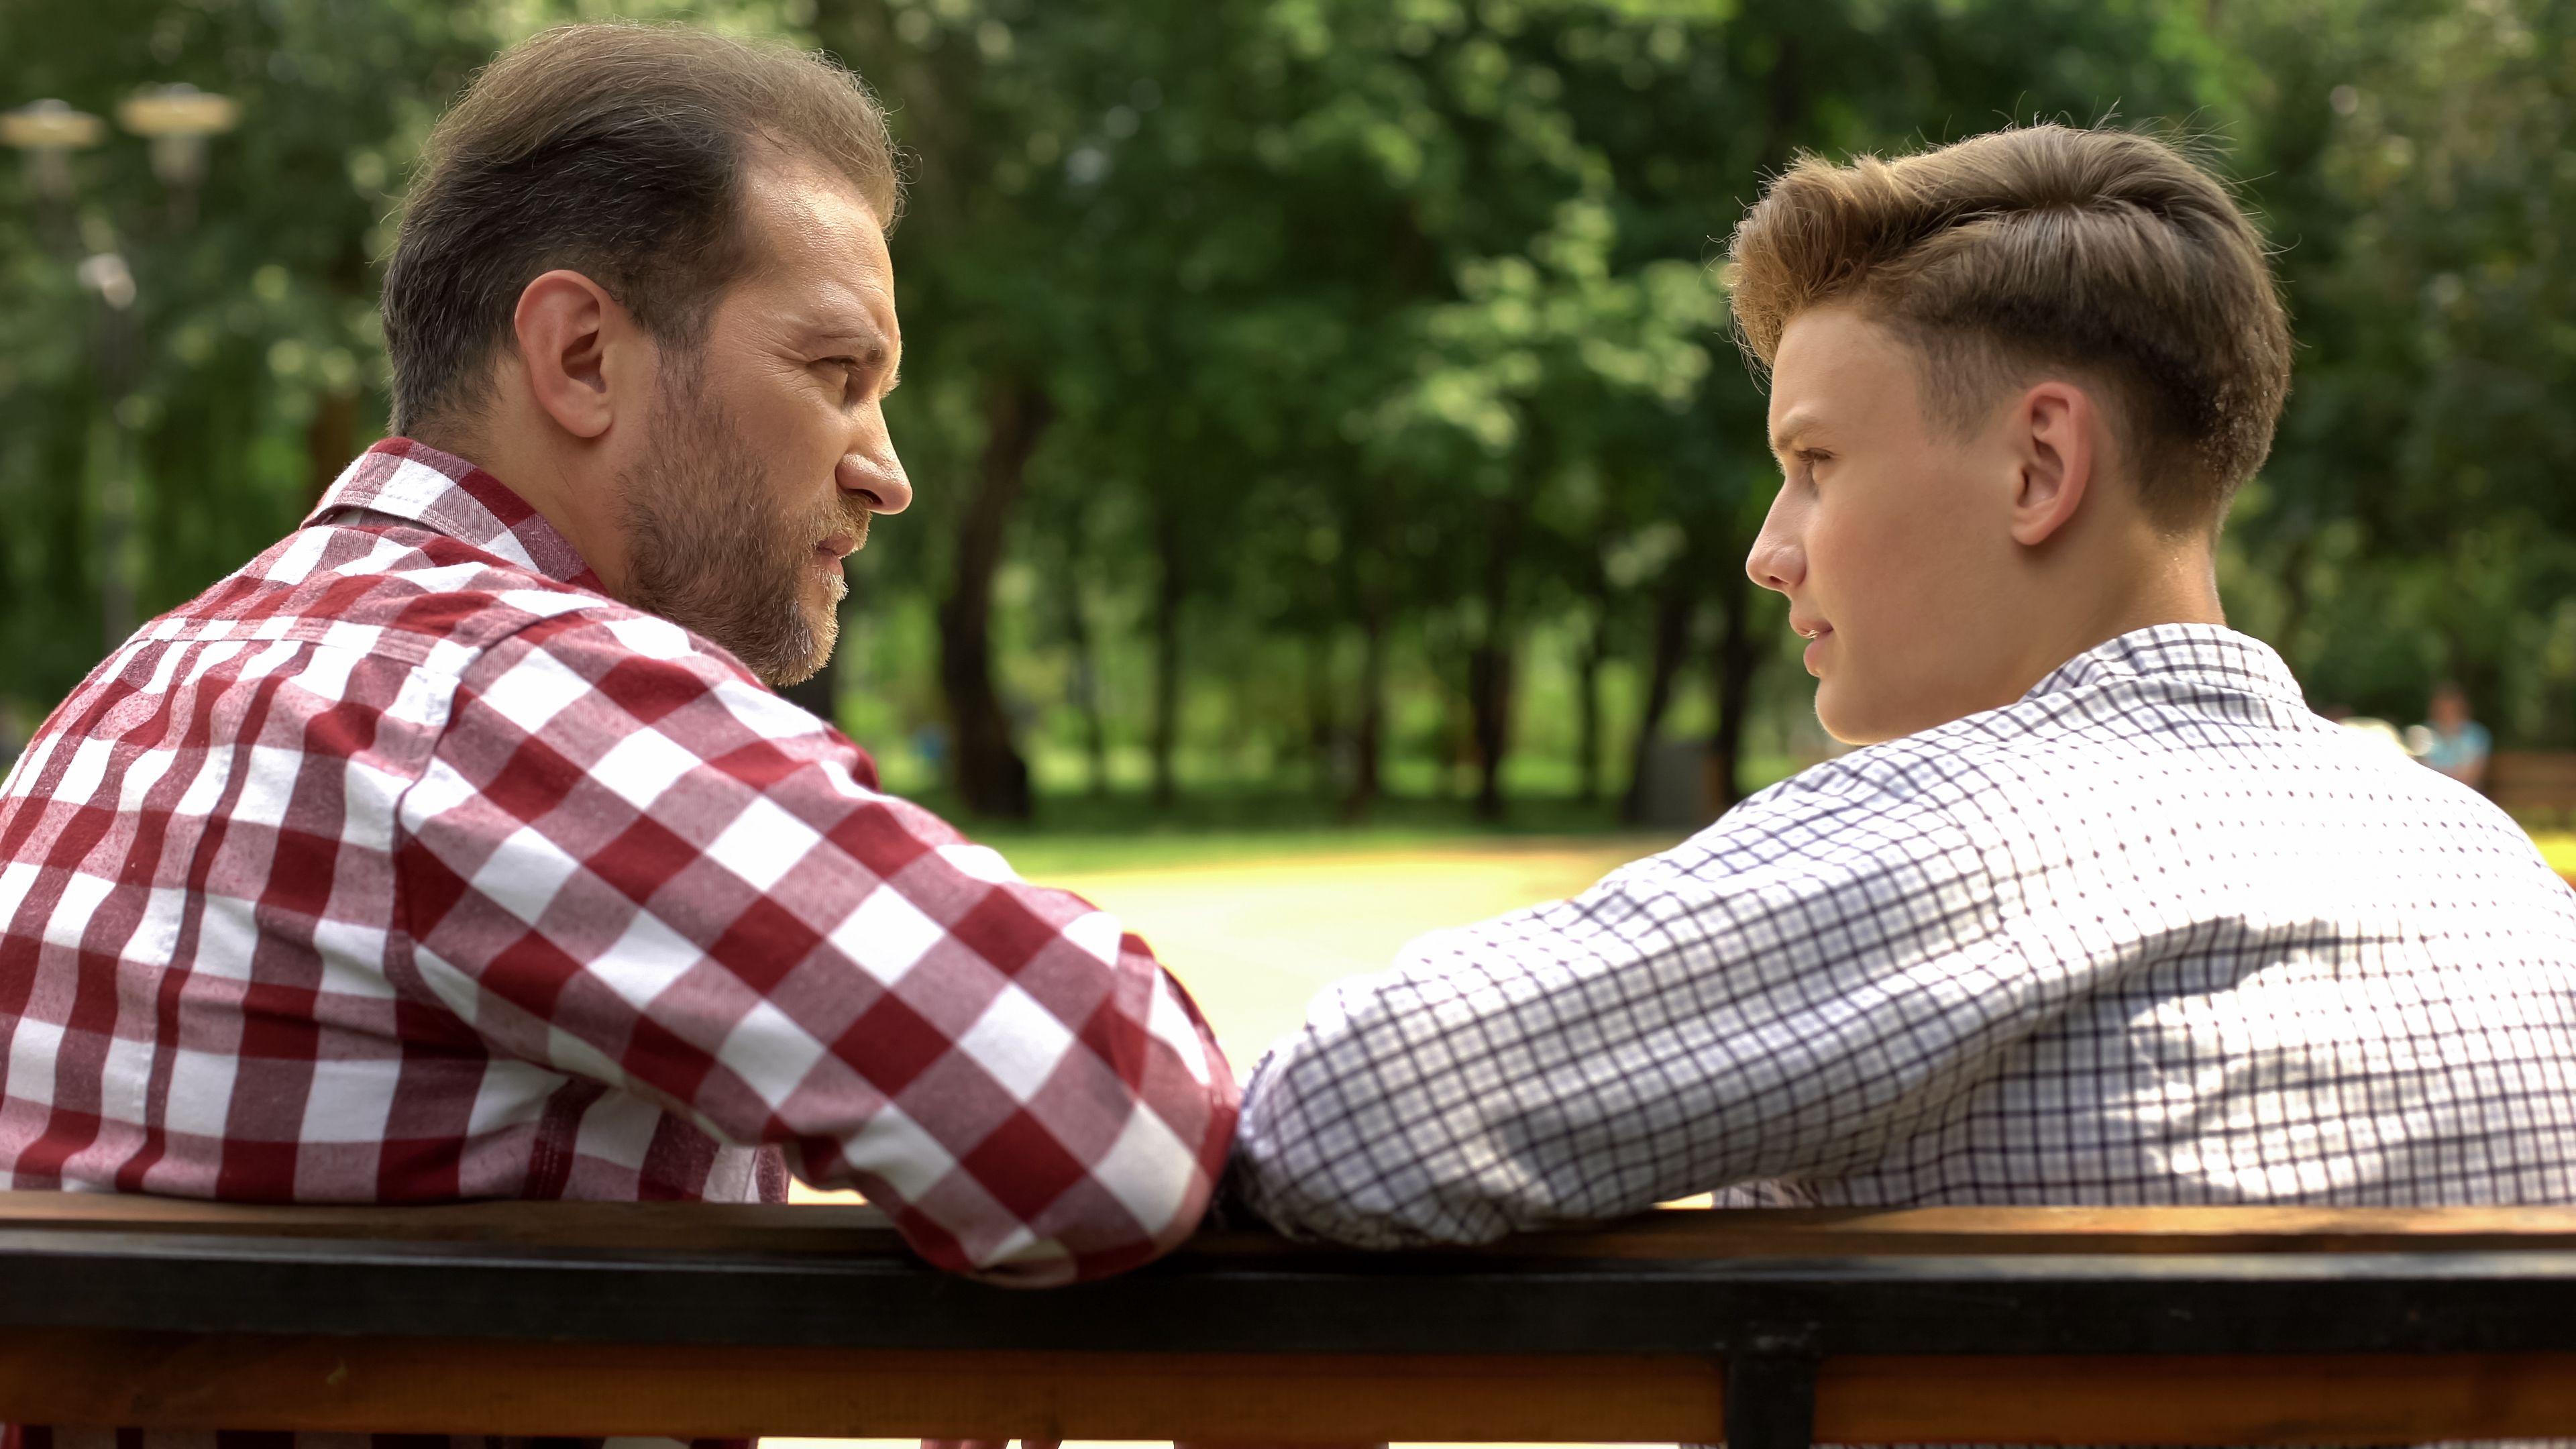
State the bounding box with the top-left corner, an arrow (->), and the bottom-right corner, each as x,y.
1234,780 -> 2011,1246
393,614 -> 1238,1285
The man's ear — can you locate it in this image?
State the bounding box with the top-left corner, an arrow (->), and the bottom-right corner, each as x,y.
511,269 -> 629,441
2009,380 -> 2098,547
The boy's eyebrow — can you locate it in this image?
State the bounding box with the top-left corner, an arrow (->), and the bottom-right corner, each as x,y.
1770,407 -> 1822,459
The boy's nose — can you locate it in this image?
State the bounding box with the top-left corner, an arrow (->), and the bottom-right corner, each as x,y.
1746,529 -> 1803,594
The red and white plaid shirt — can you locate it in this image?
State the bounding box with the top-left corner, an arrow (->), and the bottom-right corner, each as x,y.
0,438 -> 1237,1286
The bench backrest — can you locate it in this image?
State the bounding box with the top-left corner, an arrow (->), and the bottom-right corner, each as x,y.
2492,749 -> 2576,816
7,1194 -> 2576,1444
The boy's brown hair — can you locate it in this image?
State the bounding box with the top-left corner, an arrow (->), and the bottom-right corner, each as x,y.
1725,123 -> 2292,530
383,23 -> 901,437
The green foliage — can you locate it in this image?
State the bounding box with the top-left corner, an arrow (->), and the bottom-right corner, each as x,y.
1,0 -> 492,698
2,0 -> 2566,804
2216,0 -> 2576,740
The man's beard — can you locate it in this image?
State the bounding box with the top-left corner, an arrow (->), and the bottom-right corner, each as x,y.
617,380 -> 867,688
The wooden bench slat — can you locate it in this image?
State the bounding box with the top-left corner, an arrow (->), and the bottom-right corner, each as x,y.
7,1330 -> 2575,1443
15,1197 -> 2576,1442
13,1193 -> 2576,1258
2491,750 -> 2576,814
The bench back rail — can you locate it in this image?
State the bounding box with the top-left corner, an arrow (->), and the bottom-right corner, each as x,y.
6,1195 -> 2576,1444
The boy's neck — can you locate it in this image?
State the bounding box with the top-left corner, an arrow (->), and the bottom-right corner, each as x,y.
2015,531 -> 2226,697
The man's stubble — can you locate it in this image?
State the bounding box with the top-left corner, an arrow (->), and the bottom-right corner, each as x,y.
618,366 -> 867,688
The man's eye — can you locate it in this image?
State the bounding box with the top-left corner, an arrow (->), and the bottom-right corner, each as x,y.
821,358 -> 866,402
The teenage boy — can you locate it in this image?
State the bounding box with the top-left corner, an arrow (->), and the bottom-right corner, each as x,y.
1236,123 -> 2576,1244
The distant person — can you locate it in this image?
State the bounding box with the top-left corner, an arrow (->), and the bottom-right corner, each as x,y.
2415,680 -> 2493,790
0,18 -> 1234,1315
1236,123 -> 2576,1245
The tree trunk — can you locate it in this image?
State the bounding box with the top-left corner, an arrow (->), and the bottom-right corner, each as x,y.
2270,523 -> 2318,679
1468,496 -> 1527,822
1467,642 -> 1514,820
305,389 -> 358,504
1707,563 -> 1766,812
1149,502 -> 1185,814
1342,596 -> 1387,822
1302,633 -> 1337,797
1576,599 -> 1607,806
1059,565 -> 1110,796
1621,575 -> 1699,825
936,379 -> 1049,819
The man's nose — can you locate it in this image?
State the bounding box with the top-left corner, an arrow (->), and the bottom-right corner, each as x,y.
841,449 -> 913,515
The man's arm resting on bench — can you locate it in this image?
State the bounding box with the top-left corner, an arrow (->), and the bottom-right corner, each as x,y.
400,620 -> 1238,1282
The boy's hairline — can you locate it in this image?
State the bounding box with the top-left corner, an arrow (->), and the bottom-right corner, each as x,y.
1760,296 -> 2220,539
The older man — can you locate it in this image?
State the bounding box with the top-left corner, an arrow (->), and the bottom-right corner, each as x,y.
0,18 -> 1233,1327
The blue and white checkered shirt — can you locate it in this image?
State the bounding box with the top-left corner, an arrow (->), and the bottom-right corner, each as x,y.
1237,625 -> 2576,1245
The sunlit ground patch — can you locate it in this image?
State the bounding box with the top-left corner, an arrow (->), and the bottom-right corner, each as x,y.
2534,831 -> 2576,882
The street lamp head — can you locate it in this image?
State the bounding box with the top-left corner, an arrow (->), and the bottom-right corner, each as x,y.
117,85 -> 238,189
115,85 -> 237,138
2,98 -> 107,150
3,99 -> 107,201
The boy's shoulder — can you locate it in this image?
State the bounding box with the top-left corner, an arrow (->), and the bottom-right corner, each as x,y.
1726,623 -> 2504,853
1721,626 -> 2551,909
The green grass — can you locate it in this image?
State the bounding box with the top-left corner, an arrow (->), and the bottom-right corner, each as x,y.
933,788 -> 1656,875
982,823 -> 1659,876
2534,832 -> 2576,878
953,793 -> 2576,881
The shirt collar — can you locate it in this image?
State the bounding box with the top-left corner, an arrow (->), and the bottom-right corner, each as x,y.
306,438 -> 604,592
2023,623 -> 2309,710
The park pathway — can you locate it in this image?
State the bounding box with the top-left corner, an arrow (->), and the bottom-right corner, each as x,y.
1044,836 -> 1669,1065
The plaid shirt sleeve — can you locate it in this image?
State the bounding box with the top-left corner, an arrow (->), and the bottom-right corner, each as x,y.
1232,627 -> 2576,1246
1232,777 -> 1992,1246
397,604 -> 1236,1285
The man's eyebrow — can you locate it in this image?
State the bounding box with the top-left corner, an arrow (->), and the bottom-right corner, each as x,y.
812,333 -> 892,359
802,319 -> 893,357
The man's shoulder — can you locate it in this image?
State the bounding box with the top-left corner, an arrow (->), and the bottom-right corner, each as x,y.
169,518 -> 739,683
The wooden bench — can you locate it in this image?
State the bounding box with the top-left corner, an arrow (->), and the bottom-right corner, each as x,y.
5,1193 -> 2576,1446
2492,750 -> 2576,823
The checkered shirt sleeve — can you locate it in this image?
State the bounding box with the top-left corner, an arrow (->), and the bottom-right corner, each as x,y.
0,439 -> 1234,1291
1236,625 -> 2576,1246
404,608 -> 1235,1283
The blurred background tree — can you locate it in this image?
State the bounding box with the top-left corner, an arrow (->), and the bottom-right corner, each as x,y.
2,0 -> 2567,833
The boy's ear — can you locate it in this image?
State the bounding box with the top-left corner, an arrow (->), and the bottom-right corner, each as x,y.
2010,380 -> 2097,547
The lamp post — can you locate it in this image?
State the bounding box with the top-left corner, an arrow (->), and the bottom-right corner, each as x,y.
1,99 -> 104,252
117,85 -> 237,228
4,86 -> 235,653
